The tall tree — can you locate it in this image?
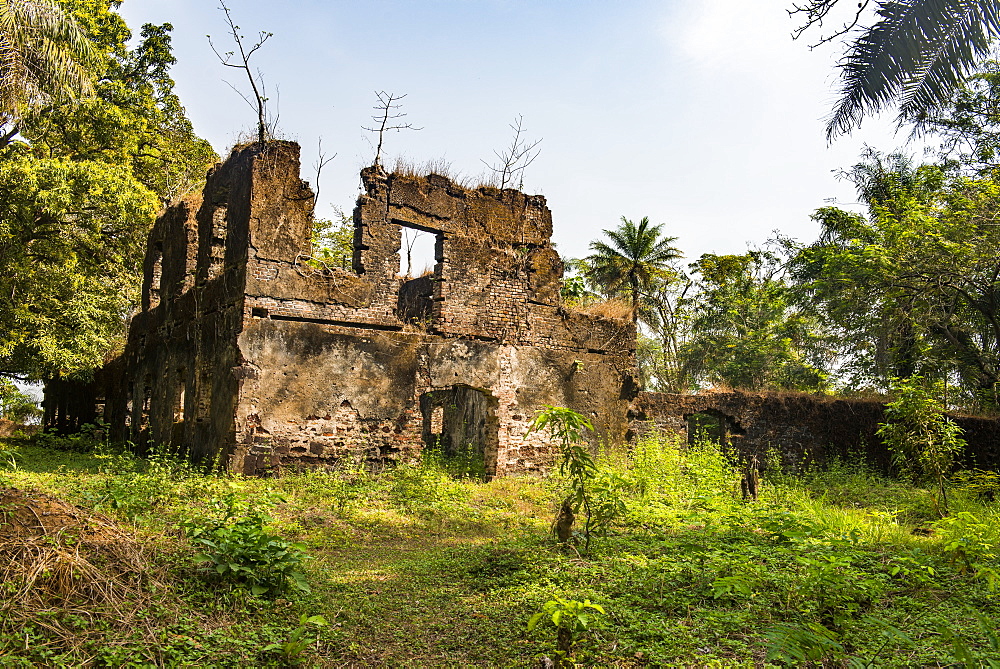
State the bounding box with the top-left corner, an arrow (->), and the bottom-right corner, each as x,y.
682,251 -> 830,391
635,269 -> 695,393
790,150 -> 1000,408
0,0 -> 215,382
585,216 -> 681,323
791,0 -> 1000,139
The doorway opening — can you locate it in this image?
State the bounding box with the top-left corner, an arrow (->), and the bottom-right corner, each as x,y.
420,385 -> 499,480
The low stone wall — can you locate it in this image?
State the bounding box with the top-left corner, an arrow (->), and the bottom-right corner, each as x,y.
632,391 -> 1000,472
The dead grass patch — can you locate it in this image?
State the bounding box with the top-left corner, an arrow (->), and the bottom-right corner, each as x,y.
0,487 -> 169,659
572,298 -> 633,321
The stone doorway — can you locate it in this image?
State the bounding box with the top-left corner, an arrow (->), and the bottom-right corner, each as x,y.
420,385 -> 499,479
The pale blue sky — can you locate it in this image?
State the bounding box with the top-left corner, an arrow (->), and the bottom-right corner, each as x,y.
118,0 -> 916,263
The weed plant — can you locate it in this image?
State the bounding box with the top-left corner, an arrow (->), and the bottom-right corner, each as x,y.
2,431 -> 999,666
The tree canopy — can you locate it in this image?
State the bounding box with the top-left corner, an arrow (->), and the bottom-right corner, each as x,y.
0,0 -> 215,382
585,217 -> 681,323
0,0 -> 97,130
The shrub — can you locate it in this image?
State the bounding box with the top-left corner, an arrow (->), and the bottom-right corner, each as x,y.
180,492 -> 310,596
877,376 -> 966,515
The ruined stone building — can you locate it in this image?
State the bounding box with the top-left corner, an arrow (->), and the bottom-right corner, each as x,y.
97,142 -> 637,476
41,141 -> 1000,475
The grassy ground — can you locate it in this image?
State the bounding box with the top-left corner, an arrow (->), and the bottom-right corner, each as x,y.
1,434 -> 999,667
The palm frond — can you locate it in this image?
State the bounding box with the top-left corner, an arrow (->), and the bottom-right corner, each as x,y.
898,0 -> 1000,122
827,0 -> 1000,140
0,0 -> 96,122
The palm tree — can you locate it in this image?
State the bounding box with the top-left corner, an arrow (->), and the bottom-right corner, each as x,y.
816,0 -> 1000,139
0,0 -> 96,133
585,216 -> 682,323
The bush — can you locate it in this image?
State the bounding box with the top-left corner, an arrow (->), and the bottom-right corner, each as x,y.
180,492 -> 310,596
0,379 -> 40,423
878,376 -> 966,515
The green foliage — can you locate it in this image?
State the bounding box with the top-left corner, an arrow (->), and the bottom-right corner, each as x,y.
263,614 -> 328,663
765,621 -> 844,665
21,5 -> 217,201
0,154 -> 158,378
530,406 -> 624,551
33,420 -> 106,452
683,249 -> 830,391
4,436 -> 1000,666
0,0 -> 97,126
527,597 -> 605,667
181,492 -> 311,596
877,376 -> 966,513
85,444 -> 214,519
310,207 -> 354,271
386,454 -> 471,514
585,215 -> 681,321
818,0 -> 1000,140
0,378 -> 38,422
951,468 -> 1000,501
939,613 -> 1000,668
936,511 -> 1000,588
791,148 -> 1000,409
0,2 -> 215,382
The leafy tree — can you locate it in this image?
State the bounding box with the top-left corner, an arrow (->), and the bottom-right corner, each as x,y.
682,251 -> 831,391
0,154 -> 158,379
792,0 -> 1000,138
915,59 -> 1000,174
311,207 -> 353,271
0,1 -> 214,382
0,0 -> 96,136
635,268 -> 696,393
20,4 -> 216,202
790,150 -> 1000,408
585,216 -> 681,323
877,376 -> 966,514
0,377 -> 40,422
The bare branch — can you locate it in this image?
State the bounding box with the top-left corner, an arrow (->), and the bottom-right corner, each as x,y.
361,91 -> 422,169
482,115 -> 543,190
312,137 -> 336,217
208,1 -> 274,143
788,0 -> 871,49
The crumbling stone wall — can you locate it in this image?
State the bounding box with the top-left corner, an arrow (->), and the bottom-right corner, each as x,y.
101,141 -> 637,476
633,391 -> 1000,472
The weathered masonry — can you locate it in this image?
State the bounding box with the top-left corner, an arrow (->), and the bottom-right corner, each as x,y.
102,142 -> 637,476
632,391 -> 1000,472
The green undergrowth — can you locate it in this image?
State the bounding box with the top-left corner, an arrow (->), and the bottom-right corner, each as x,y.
1,433 -> 998,666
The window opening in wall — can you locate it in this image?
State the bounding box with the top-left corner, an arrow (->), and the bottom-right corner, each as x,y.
207,205 -> 227,280
140,380 -> 152,429
395,221 -> 443,326
149,243 -> 163,308
133,376 -> 152,451
171,369 -> 186,453
395,222 -> 439,279
174,369 -> 186,423
687,411 -> 728,447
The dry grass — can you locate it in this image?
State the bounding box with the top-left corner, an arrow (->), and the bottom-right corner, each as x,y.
572,298 -> 634,321
388,156 -> 501,190
0,487 -> 169,661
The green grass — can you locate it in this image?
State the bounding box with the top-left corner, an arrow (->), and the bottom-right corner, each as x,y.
1,434 -> 999,667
